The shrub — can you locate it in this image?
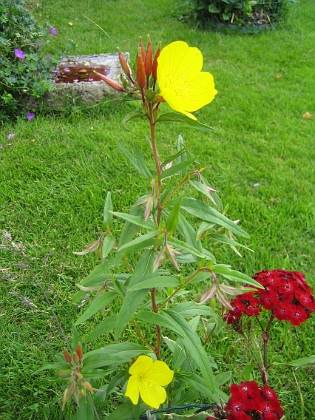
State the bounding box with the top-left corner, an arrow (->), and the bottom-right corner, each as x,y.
179,0 -> 288,29
0,0 -> 58,122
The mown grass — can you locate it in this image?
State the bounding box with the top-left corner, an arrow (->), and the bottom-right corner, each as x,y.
0,0 -> 314,418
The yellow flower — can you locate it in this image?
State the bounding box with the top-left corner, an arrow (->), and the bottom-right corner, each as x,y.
125,355 -> 174,409
157,41 -> 217,120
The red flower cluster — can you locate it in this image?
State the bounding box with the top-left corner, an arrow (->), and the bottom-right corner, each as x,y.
224,381 -> 284,419
225,270 -> 315,326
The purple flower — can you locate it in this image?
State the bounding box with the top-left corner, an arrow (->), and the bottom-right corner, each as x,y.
46,55 -> 51,61
26,112 -> 35,121
0,144 -> 2,149
63,67 -> 70,73
7,133 -> 15,140
50,27 -> 57,35
15,49 -> 25,59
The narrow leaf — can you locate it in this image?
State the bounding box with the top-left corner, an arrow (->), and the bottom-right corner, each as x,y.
213,265 -> 263,288
75,291 -> 117,325
157,112 -> 214,131
122,110 -> 144,129
103,191 -> 113,228
181,197 -> 249,238
118,143 -> 151,178
117,230 -> 160,256
128,275 -> 179,291
112,211 -> 156,230
84,315 -> 118,343
160,158 -> 195,180
115,251 -> 154,338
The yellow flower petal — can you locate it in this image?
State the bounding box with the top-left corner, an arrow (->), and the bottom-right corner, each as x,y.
140,380 -> 167,409
147,360 -> 174,386
125,375 -> 140,405
157,41 -> 217,120
129,355 -> 152,375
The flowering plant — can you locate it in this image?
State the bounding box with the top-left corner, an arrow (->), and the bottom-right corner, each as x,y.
0,0 -> 59,122
44,38 -> 314,419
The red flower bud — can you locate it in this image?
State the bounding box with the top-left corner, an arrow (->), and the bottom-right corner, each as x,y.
76,344 -> 83,361
136,48 -> 146,89
152,42 -> 161,81
118,49 -> 132,78
93,71 -> 124,92
145,36 -> 153,76
139,37 -> 145,62
64,350 -> 72,364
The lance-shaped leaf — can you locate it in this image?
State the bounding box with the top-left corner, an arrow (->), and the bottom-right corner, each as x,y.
128,275 -> 179,291
209,233 -> 253,255
160,157 -> 195,180
117,229 -> 160,256
115,250 -> 154,338
84,315 -> 118,343
189,179 -> 218,207
181,197 -> 249,238
213,265 -> 263,289
273,355 -> 315,368
103,191 -> 113,229
165,197 -> 182,234
163,309 -> 220,399
82,342 -> 149,370
102,234 -> 116,259
118,143 -> 151,178
122,110 -> 145,129
75,291 -> 118,325
117,195 -> 150,250
157,112 -> 214,131
160,146 -> 189,170
76,259 -> 115,289
168,237 -> 213,260
111,211 -> 156,230
177,214 -> 201,250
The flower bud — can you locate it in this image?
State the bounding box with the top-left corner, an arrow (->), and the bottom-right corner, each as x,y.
118,49 -> 132,79
93,71 -> 124,92
64,350 -> 72,364
145,36 -> 153,76
136,48 -> 146,89
139,37 -> 145,62
152,42 -> 161,81
83,380 -> 93,392
76,344 -> 83,361
72,351 -> 79,364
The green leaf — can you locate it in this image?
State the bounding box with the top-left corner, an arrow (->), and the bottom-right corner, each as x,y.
212,265 -> 263,288
75,291 -> 117,325
77,259 -> 115,289
84,315 -> 118,342
273,355 -> 315,368
136,311 -> 185,337
72,398 -> 95,420
106,400 -> 137,420
160,157 -> 195,180
103,191 -> 113,228
172,302 -> 214,318
122,110 -> 145,129
168,237 -> 213,260
165,198 -> 182,234
164,309 -> 220,400
112,211 -> 156,230
177,214 -> 201,250
115,250 -> 154,338
208,4 -> 220,13
160,146 -> 189,170
128,275 -> 179,291
118,143 -> 151,178
83,342 -> 149,370
157,112 -> 214,131
117,230 -> 160,256
181,197 -> 249,238
117,198 -> 147,249
101,234 -> 116,259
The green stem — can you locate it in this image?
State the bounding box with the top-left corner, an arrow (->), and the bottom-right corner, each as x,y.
159,268 -> 204,309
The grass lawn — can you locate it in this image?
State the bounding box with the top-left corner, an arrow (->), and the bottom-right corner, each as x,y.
0,0 -> 314,418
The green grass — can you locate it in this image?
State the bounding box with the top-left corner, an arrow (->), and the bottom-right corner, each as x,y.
1,0 -> 315,418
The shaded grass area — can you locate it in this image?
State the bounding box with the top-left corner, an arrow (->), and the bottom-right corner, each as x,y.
1,0 -> 315,418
